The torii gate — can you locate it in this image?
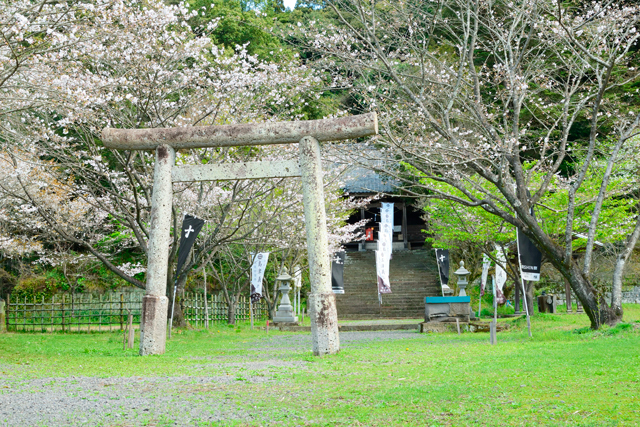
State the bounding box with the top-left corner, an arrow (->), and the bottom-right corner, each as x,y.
102,113 -> 378,356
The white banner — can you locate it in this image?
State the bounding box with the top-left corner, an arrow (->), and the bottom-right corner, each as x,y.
375,250 -> 391,294
380,202 -> 394,225
293,265 -> 302,289
250,252 -> 269,299
376,203 -> 394,295
481,253 -> 491,296
495,246 -> 507,293
379,203 -> 394,256
378,222 -> 393,257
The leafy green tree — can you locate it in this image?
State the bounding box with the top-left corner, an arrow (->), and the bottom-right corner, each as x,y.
296,0 -> 640,328
187,0 -> 291,60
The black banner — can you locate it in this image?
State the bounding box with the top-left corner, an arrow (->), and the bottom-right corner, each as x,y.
517,207 -> 542,281
435,249 -> 450,286
176,214 -> 205,278
331,251 -> 345,294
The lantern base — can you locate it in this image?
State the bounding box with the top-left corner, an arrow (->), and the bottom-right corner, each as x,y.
273,315 -> 299,323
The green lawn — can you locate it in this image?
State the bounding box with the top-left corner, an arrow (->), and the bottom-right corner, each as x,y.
1,305 -> 639,426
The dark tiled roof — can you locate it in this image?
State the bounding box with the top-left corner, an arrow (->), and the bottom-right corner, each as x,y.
342,166 -> 399,194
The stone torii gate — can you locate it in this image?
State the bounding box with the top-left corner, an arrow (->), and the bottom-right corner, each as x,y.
102,113 -> 378,356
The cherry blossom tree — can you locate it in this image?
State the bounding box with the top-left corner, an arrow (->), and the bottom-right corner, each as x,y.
0,1 -> 93,124
0,0 -> 366,325
296,0 -> 640,328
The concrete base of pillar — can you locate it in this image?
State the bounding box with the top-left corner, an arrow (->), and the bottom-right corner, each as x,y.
308,292 -> 340,356
139,295 -> 168,356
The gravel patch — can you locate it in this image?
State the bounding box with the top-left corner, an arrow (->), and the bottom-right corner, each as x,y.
0,330 -> 421,426
0,375 -> 264,427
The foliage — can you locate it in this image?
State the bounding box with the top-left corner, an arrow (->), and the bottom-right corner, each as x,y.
187,0 -> 291,60
424,159 -> 638,291
0,268 -> 17,299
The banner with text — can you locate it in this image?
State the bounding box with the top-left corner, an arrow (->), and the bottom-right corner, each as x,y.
376,203 -> 394,295
375,250 -> 391,294
517,219 -> 542,281
250,252 -> 269,303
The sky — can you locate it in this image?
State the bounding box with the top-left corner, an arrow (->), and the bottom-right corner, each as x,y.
283,0 -> 296,10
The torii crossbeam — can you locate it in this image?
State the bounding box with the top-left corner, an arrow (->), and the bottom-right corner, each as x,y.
102,113 -> 378,356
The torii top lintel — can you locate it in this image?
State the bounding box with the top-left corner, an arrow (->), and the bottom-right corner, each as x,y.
102,112 -> 378,150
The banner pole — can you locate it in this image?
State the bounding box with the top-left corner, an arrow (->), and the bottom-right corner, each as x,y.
491,275 -> 497,345
292,279 -> 297,318
203,266 -> 209,329
520,276 -> 532,337
514,205 -> 540,339
436,249 -> 444,296
493,275 -> 497,323
515,221 -> 533,338
249,297 -> 254,330
169,279 -> 177,339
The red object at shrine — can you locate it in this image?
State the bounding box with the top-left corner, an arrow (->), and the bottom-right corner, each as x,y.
365,228 -> 374,241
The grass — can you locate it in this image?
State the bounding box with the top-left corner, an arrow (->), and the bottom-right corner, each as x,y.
1,305 -> 640,426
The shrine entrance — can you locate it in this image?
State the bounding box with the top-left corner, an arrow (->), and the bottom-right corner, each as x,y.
102,113 -> 378,356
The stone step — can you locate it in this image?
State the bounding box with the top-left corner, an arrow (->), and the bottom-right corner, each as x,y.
336,249 -> 441,318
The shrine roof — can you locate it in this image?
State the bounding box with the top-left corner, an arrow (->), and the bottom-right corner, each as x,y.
342,166 -> 399,194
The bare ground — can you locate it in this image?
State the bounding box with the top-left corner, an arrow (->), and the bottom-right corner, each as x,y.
0,330 -> 418,426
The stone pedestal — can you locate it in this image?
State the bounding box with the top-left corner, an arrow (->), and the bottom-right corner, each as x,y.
419,322 -> 468,333
537,294 -> 558,313
139,295 -> 168,355
458,284 -> 467,297
273,281 -> 298,323
424,296 -> 471,322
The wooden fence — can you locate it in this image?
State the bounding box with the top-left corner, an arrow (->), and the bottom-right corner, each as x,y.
5,292 -> 269,332
182,293 -> 269,327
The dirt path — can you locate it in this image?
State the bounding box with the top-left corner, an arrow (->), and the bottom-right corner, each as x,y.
0,331 -> 419,426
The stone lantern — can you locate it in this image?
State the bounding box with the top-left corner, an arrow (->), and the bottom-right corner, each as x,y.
453,261 -> 470,297
273,267 -> 298,323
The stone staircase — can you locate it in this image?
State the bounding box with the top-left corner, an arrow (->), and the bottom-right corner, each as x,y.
335,250 -> 441,319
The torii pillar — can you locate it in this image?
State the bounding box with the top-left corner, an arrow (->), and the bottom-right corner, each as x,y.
102,113 -> 378,356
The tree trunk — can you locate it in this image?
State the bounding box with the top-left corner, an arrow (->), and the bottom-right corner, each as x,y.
611,213 -> 640,317
175,297 -> 187,328
167,273 -> 188,328
227,299 -> 237,325
268,291 -> 279,320
562,261 -> 621,328
167,293 -> 187,328
612,257 -> 626,318
523,280 -> 534,317
527,223 -> 623,329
